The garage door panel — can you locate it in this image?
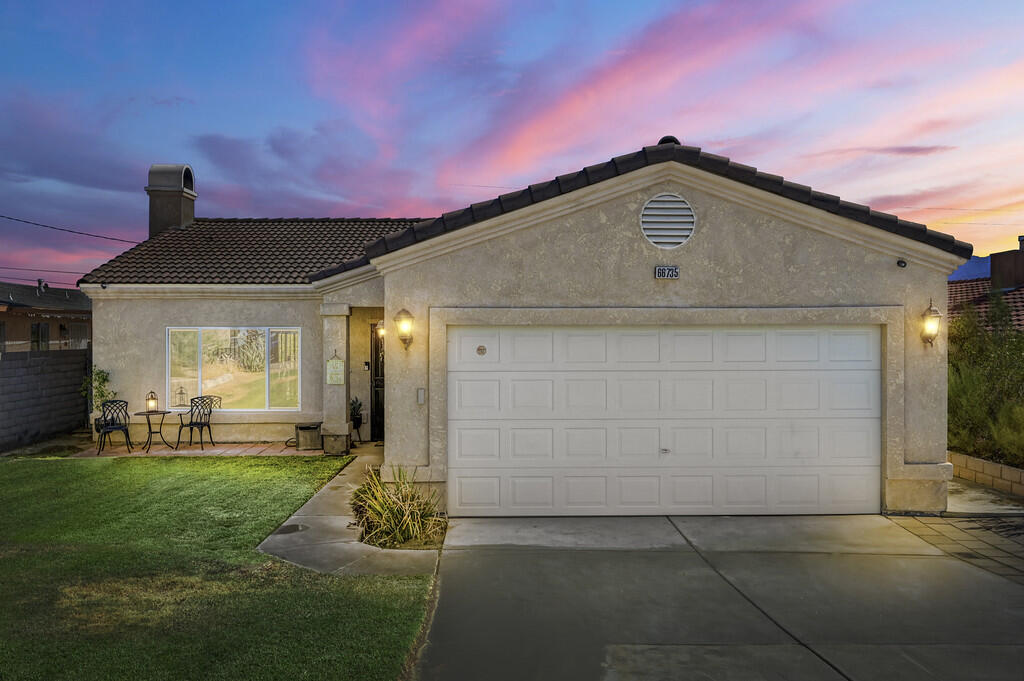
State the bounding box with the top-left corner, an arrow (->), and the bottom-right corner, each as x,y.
448,370 -> 879,419
447,326 -> 881,515
448,326 -> 880,371
445,466 -> 881,516
448,419 -> 879,468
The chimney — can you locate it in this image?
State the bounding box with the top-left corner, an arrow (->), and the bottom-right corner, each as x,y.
145,164 -> 195,238
990,235 -> 1024,289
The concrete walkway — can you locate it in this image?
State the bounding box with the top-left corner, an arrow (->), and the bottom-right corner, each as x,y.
258,443 -> 437,576
414,516 -> 1024,681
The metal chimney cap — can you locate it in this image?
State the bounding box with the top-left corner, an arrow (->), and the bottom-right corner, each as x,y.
146,164 -> 195,196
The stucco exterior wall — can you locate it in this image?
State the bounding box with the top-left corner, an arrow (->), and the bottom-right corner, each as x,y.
89,294 -> 323,442
378,171 -> 959,512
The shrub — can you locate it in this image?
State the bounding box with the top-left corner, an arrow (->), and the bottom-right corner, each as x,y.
948,362 -> 994,453
350,467 -> 446,548
80,367 -> 117,414
948,294 -> 1024,462
990,403 -> 1024,466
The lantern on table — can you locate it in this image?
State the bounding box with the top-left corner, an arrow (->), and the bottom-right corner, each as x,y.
146,390 -> 159,412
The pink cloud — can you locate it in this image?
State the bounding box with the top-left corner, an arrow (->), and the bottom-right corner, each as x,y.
436,0 -> 861,187
780,57 -> 1024,179
306,0 -> 504,154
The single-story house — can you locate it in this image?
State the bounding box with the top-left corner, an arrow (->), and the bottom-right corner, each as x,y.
80,138 -> 972,515
0,280 -> 91,355
949,238 -> 1024,330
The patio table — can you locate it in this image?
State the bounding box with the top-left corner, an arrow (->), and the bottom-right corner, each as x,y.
133,410 -> 172,452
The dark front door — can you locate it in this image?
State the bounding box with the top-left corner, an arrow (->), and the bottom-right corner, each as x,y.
370,324 -> 385,441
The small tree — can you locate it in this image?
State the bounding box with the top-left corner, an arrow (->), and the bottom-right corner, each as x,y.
81,367 -> 117,415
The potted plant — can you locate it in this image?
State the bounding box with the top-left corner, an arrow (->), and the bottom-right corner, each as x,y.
350,397 -> 363,431
81,368 -> 117,432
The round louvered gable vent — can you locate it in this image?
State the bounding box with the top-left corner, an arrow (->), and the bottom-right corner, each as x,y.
640,193 -> 695,249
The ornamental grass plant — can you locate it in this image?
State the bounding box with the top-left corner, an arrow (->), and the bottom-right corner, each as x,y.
351,466 -> 447,548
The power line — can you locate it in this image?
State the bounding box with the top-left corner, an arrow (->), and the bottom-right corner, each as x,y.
0,214 -> 140,244
934,222 -> 1024,226
895,206 -> 1024,212
0,275 -> 80,287
0,265 -> 88,275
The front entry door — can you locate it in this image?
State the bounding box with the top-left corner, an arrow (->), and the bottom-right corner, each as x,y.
370,324 -> 385,441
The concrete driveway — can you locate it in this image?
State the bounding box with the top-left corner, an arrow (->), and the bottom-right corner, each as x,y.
413,516 -> 1024,681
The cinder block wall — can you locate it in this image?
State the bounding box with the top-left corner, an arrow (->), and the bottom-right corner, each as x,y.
0,350 -> 89,451
949,451 -> 1024,497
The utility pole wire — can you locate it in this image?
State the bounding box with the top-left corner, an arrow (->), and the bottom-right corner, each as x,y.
0,214 -> 140,244
0,275 -> 79,287
0,265 -> 88,275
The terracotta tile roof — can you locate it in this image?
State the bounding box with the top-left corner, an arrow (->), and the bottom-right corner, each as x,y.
310,137 -> 972,281
0,281 -> 91,311
83,138 -> 973,287
948,278 -> 1024,330
79,218 -> 421,285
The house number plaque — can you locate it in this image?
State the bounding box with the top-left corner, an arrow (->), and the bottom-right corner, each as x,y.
654,265 -> 679,279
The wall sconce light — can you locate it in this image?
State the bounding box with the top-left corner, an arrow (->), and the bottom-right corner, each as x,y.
395,309 -> 414,349
921,299 -> 942,346
146,390 -> 159,412
375,320 -> 386,338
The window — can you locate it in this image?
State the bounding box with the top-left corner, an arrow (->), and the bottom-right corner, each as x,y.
167,327 -> 300,410
70,322 -> 90,350
30,322 -> 49,351
59,323 -> 70,349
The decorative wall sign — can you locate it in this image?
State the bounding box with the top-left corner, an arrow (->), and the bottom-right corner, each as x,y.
654,265 -> 680,279
326,351 -> 345,385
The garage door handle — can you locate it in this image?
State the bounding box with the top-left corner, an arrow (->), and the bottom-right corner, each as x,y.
659,448 -> 671,455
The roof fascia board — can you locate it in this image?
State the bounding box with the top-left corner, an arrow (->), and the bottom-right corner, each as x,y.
79,283 -> 319,300
309,264 -> 380,294
372,163 -> 966,276
663,164 -> 968,272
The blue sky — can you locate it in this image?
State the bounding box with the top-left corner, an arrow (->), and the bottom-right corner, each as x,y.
2,0 -> 1024,286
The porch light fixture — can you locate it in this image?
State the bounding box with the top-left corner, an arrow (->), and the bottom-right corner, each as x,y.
375,320 -> 386,338
395,309 -> 414,349
146,390 -> 159,412
921,299 -> 942,346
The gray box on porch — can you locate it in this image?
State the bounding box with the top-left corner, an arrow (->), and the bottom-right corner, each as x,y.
294,422 -> 323,451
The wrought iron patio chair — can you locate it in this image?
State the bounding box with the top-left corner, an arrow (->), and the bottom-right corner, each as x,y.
96,400 -> 132,455
176,395 -> 220,450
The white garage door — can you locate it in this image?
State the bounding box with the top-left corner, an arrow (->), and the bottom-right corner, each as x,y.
446,326 -> 881,516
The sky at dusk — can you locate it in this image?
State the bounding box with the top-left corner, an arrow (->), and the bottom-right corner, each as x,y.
2,0 -> 1024,287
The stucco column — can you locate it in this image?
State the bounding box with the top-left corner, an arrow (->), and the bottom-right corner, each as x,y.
320,303 -> 351,454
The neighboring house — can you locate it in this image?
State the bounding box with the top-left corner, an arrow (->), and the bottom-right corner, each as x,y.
948,238 -> 1024,330
0,280 -> 92,355
80,138 -> 972,515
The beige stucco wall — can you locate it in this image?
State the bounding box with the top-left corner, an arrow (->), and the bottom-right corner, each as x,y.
89,294 -> 323,442
377,168 -> 961,512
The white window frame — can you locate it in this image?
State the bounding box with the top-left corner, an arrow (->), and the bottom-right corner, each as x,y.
165,326 -> 302,412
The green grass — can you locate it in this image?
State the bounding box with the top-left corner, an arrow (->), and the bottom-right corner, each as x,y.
0,456 -> 432,681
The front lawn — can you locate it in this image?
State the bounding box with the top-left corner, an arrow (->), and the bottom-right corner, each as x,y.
0,456 -> 432,681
